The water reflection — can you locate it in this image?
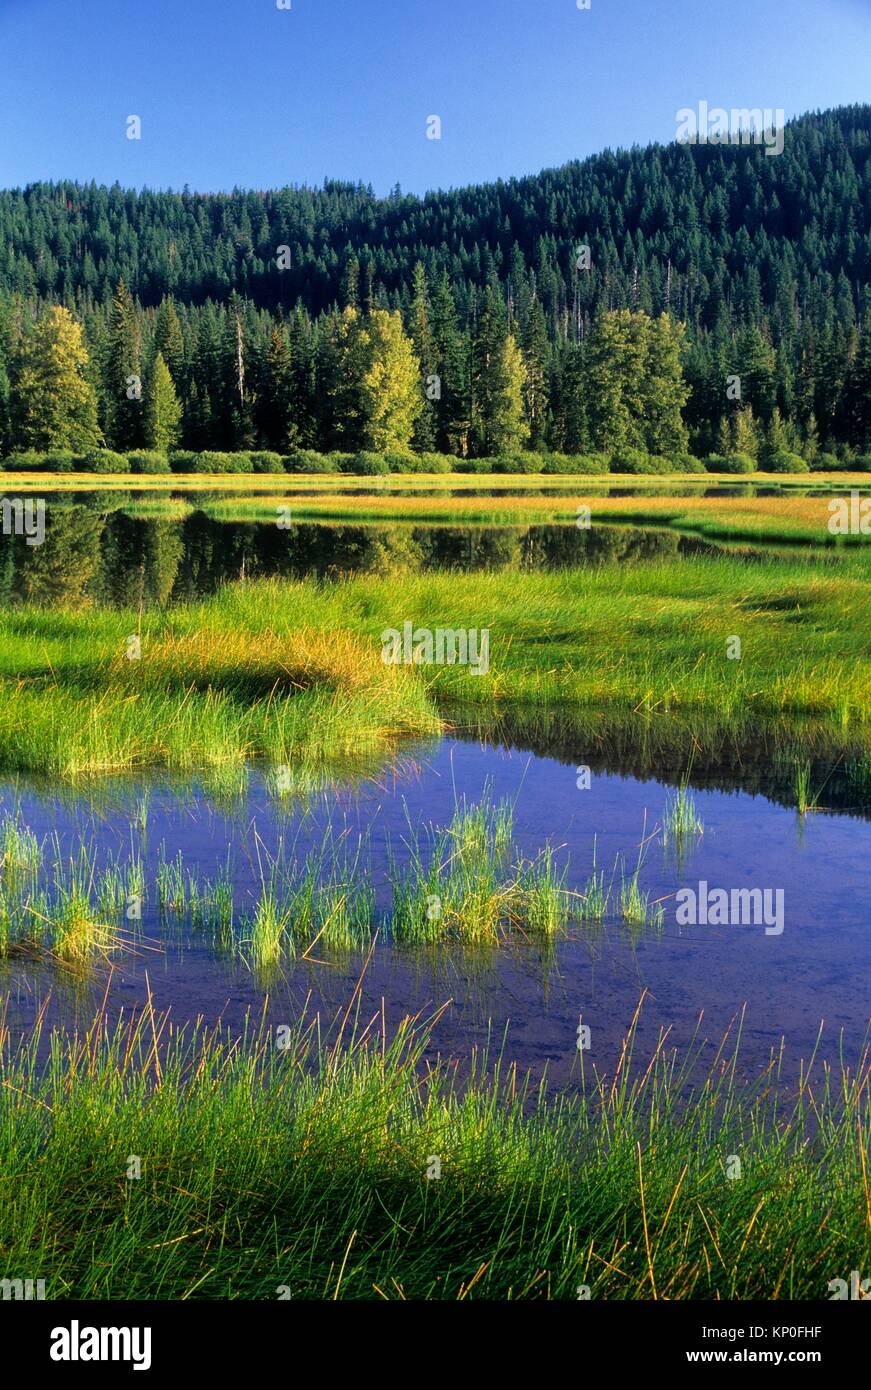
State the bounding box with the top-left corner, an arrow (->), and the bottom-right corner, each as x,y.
0,502 -> 728,605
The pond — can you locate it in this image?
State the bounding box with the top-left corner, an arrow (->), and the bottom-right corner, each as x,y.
3,729 -> 868,1091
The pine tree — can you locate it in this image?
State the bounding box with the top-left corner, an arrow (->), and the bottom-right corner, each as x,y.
408,263 -> 437,450
145,352 -> 182,452
153,297 -> 185,387
104,279 -> 144,450
11,307 -> 102,451
470,286 -> 513,455
552,342 -> 588,453
844,311 -> 871,450
759,405 -> 790,463
498,333 -> 529,453
733,406 -> 760,458
259,328 -> 294,450
316,307 -> 370,451
520,297 -> 550,447
429,272 -> 469,455
584,310 -> 646,453
641,314 -> 689,454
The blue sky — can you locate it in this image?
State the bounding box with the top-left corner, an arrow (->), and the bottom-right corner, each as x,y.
0,0 -> 869,195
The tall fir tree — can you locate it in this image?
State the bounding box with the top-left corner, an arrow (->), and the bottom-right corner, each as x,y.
145,352 -> 182,452
104,279 -> 144,451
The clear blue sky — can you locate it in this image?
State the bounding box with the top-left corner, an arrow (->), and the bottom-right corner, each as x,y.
0,0 -> 869,196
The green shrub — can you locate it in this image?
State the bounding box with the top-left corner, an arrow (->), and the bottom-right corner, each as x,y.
1,452 -> 45,471
761,450 -> 809,474
610,448 -> 653,474
169,451 -> 199,473
249,451 -> 284,474
491,451 -> 546,474
44,452 -> 83,472
559,453 -> 610,475
383,451 -> 417,473
673,453 -> 707,473
83,449 -> 130,474
810,452 -> 845,472
454,456 -> 495,473
282,450 -> 336,473
415,452 -> 454,474
194,451 -> 253,474
3,451 -> 88,473
350,451 -> 389,475
128,451 -> 170,474
647,455 -> 680,476
853,455 -> 871,473
705,453 -> 757,474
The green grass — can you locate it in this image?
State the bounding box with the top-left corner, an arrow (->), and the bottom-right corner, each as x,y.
0,814 -> 135,964
0,795 -> 629,965
0,996 -> 867,1299
0,510 -> 870,779
662,781 -> 704,848
391,793 -> 569,945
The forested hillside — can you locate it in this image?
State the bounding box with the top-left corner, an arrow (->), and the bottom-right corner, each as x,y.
1,104 -> 870,461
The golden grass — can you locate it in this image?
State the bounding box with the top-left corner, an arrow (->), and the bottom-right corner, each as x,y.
2,469 -> 868,494
108,626 -> 408,695
186,488 -> 871,541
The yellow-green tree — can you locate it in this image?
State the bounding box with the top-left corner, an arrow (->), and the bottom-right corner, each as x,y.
361,308 -> 422,452
583,310 -> 688,455
499,333 -> 529,452
11,307 -> 102,452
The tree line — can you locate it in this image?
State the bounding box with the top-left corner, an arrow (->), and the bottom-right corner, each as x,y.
1,104 -> 870,460
0,279 -> 697,461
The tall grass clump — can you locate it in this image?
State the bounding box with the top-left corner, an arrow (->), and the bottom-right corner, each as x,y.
662,780 -> 704,848
392,793 -> 567,944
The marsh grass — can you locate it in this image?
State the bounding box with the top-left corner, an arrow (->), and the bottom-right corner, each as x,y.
620,821 -> 665,930
188,856 -> 235,937
576,839 -> 611,923
662,780 -> 704,849
1,540 -> 871,780
391,794 -> 568,944
0,993 -> 866,1299
156,847 -> 187,915
795,760 -> 818,815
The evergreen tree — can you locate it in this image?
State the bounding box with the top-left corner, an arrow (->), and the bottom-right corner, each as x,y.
153,297 -> 185,386
469,286 -> 530,454
520,297 -> 550,447
429,272 -> 469,455
408,263 -> 437,450
844,310 -> 871,450
584,310 -> 647,453
145,352 -> 182,452
641,314 -> 689,454
259,327 -> 295,450
104,279 -> 144,450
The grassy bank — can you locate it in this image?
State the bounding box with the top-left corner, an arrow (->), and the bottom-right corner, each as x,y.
0,616 -> 438,777
0,548 -> 870,776
183,488 -> 871,543
0,998 -> 867,1299
2,468 -> 870,494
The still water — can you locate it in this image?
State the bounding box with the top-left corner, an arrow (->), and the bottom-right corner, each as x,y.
3,732 -> 868,1090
